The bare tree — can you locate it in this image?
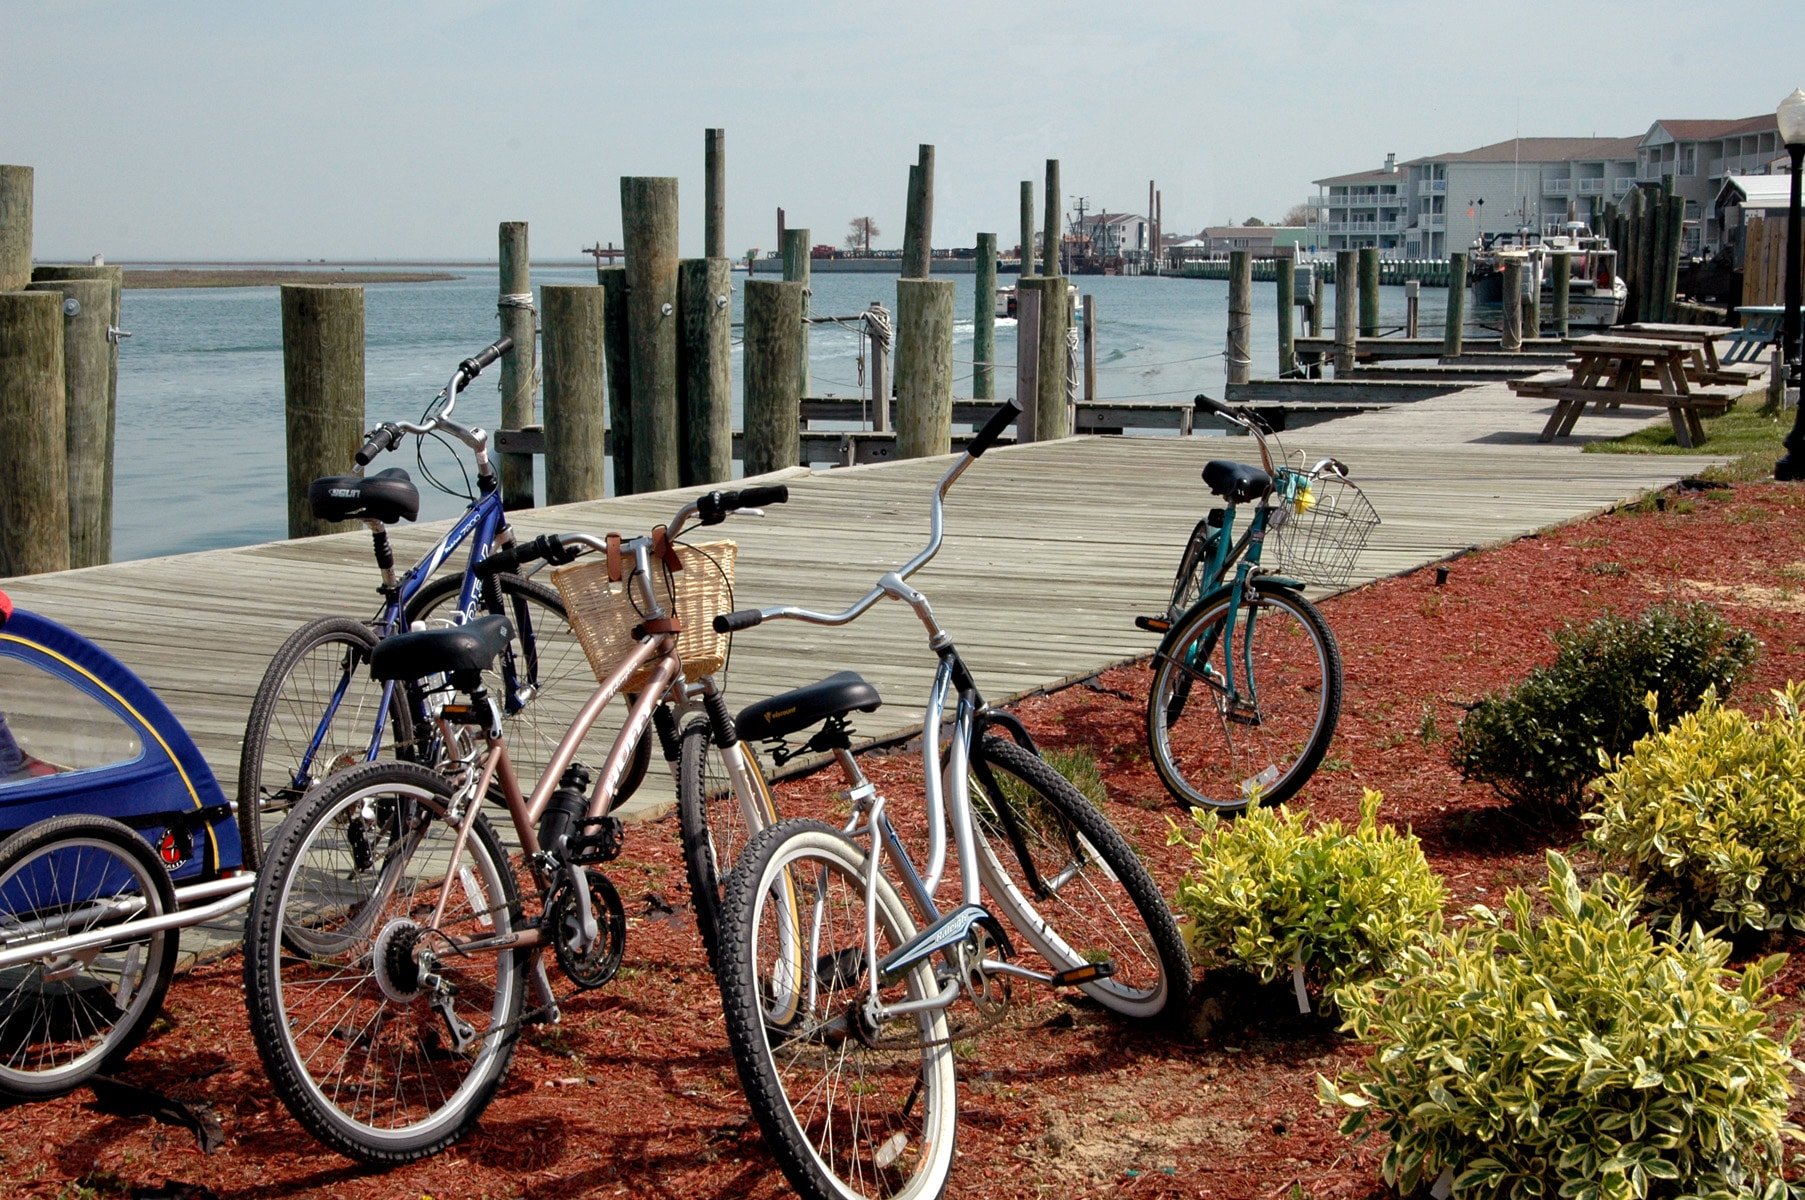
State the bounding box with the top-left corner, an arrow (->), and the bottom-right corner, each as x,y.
1281,203 -> 1317,228
845,216 -> 879,255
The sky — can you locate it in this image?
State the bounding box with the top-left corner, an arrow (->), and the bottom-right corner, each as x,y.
6,0 -> 1804,262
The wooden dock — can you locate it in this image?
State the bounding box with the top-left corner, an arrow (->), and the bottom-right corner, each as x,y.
3,380 -> 1726,829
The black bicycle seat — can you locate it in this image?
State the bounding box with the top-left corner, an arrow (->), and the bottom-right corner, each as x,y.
308,468 -> 421,524
370,615 -> 513,682
1201,461 -> 1271,505
737,672 -> 883,742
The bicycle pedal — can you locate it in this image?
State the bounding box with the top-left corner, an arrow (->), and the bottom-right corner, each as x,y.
1134,615 -> 1170,634
1226,703 -> 1262,727
521,1003 -> 561,1027
1050,961 -> 1115,988
565,816 -> 624,864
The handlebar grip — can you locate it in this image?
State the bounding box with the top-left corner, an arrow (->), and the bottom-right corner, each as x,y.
1194,394 -> 1237,418
697,484 -> 791,526
454,336 -> 515,393
713,609 -> 765,634
473,544 -> 522,581
968,400 -> 1019,459
354,423 -> 403,467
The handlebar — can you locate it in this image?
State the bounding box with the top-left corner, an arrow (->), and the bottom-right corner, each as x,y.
353,338 -> 514,469
711,398 -> 1017,636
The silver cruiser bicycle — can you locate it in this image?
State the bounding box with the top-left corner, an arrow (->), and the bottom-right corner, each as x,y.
708,400 -> 1193,1200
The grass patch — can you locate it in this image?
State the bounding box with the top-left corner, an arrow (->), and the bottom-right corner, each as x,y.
1582,395 -> 1790,482
1043,745 -> 1108,807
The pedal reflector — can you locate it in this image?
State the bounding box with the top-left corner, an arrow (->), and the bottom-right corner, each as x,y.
1050,961 -> 1115,987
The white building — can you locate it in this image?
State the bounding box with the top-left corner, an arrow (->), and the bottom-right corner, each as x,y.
1636,115 -> 1783,255
1308,153 -> 1409,255
1078,212 -> 1150,258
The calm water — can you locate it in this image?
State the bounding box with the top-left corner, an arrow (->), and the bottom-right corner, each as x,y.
112,266 -> 1452,561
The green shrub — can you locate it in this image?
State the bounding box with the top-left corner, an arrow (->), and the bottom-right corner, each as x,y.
1587,684 -> 1805,935
1452,603 -> 1757,810
1322,853 -> 1801,1200
1169,790 -> 1444,1010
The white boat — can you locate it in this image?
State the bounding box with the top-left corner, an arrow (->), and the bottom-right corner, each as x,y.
1469,222 -> 1627,329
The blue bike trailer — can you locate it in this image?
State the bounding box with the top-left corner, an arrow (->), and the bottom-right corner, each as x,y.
0,590 -> 242,880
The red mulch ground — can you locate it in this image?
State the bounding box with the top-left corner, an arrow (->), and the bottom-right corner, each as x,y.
7,480 -> 1805,1199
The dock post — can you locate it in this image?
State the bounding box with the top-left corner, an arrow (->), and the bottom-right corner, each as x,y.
0,291 -> 69,576
1020,181 -> 1036,274
704,128 -> 726,260
1042,160 -> 1062,277
973,233 -> 997,399
1014,283 -> 1041,441
1551,251 -> 1571,339
1621,189 -> 1644,324
1444,252 -> 1467,356
1659,202 -> 1685,325
1226,250 -> 1252,386
24,277 -> 112,566
1334,250 -> 1358,376
1501,260 -> 1524,352
1358,247 -> 1380,336
596,266 -> 633,495
782,227 -> 811,398
280,284 -> 365,539
1405,279 -> 1420,338
678,258 -> 733,485
498,221 -> 536,510
621,177 -> 681,491
742,279 -> 804,474
0,165 -> 29,292
1525,260 -> 1542,337
541,284 -> 608,504
31,266 -> 123,561
1275,257 -> 1297,377
1310,267 -> 1324,338
1082,293 -> 1096,404
1017,276 -> 1069,439
895,278 -> 954,458
907,145 -> 935,278
867,300 -> 891,431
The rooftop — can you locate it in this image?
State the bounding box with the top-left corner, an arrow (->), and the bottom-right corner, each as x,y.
1422,135 -> 1641,163
1649,114 -> 1778,142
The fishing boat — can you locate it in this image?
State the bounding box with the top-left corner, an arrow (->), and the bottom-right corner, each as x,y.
1469,222 -> 1626,328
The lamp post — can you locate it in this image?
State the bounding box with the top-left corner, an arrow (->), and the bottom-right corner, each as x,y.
1776,88 -> 1805,481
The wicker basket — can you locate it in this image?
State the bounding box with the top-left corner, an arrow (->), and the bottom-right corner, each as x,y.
1265,474 -> 1379,589
552,540 -> 737,690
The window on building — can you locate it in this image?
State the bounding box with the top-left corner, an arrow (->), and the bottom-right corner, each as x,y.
1678,145 -> 1696,176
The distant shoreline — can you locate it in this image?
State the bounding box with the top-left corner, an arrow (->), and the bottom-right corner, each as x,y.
120,267 -> 463,289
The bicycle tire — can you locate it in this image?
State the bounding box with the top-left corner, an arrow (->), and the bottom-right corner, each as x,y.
717,818 -> 957,1200
236,615 -> 411,870
1146,583 -> 1342,814
0,814 -> 178,1098
676,720 -> 779,972
243,760 -> 525,1163
1166,514 -> 1219,620
969,736 -> 1192,1022
407,572 -> 651,807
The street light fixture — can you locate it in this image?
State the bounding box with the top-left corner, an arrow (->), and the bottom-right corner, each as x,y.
1775,87 -> 1805,481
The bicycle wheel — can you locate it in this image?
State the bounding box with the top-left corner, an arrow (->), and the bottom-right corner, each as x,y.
969,737 -> 1191,1023
1166,515 -> 1219,620
243,761 -> 525,1163
677,721 -> 780,971
237,616 -> 412,869
407,572 -> 651,806
0,815 -> 178,1098
1146,583 -> 1342,814
717,819 -> 957,1200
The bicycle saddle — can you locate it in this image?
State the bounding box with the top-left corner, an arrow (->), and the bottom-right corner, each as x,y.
1201,460 -> 1272,504
736,671 -> 882,742
308,467 -> 422,524
369,615 -> 514,682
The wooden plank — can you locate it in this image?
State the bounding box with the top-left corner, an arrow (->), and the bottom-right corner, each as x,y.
1226,379 -> 1458,403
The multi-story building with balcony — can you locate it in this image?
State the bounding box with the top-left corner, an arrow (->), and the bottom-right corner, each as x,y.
1307,153 -> 1409,255
1396,136 -> 1640,259
1635,115 -> 1783,255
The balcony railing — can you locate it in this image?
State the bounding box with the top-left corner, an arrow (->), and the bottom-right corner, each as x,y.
1576,178 -> 1606,194
1613,178 -> 1634,194
1542,179 -> 1571,196
1417,180 -> 1448,196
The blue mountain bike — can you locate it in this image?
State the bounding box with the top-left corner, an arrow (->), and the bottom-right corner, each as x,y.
235,339 -> 648,865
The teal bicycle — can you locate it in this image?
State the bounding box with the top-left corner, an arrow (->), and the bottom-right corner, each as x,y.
1139,395 -> 1377,813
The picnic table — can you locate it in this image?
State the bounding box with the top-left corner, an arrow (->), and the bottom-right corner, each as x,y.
1617,323 -> 1760,386
1726,306 -> 1783,364
1508,334 -> 1741,448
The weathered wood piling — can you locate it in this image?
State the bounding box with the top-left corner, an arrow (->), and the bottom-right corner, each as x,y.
1357,247 -> 1380,336
540,283 -> 608,504
24,277 -> 113,566
0,165 -> 30,292
596,266 -> 634,496
974,233 -> 997,399
0,291 -> 70,576
742,279 -> 803,475
1334,251 -> 1357,376
1042,160 -> 1062,277
1275,257 -> 1297,377
1020,181 -> 1036,273
621,177 -> 681,491
678,257 -> 732,485
782,226 -> 811,397
704,128 -> 726,260
1444,252 -> 1467,357
1018,275 -> 1069,439
1500,260 -> 1524,352
497,221 -> 536,509
1551,250 -> 1571,339
279,285 -> 365,539
1226,250 -> 1251,386
895,278 -> 954,457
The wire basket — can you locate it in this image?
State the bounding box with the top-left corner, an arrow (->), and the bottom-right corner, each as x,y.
1265,474 -> 1379,588
552,540 -> 737,690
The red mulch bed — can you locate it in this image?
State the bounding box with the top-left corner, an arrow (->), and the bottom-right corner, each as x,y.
8,480 -> 1805,1199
